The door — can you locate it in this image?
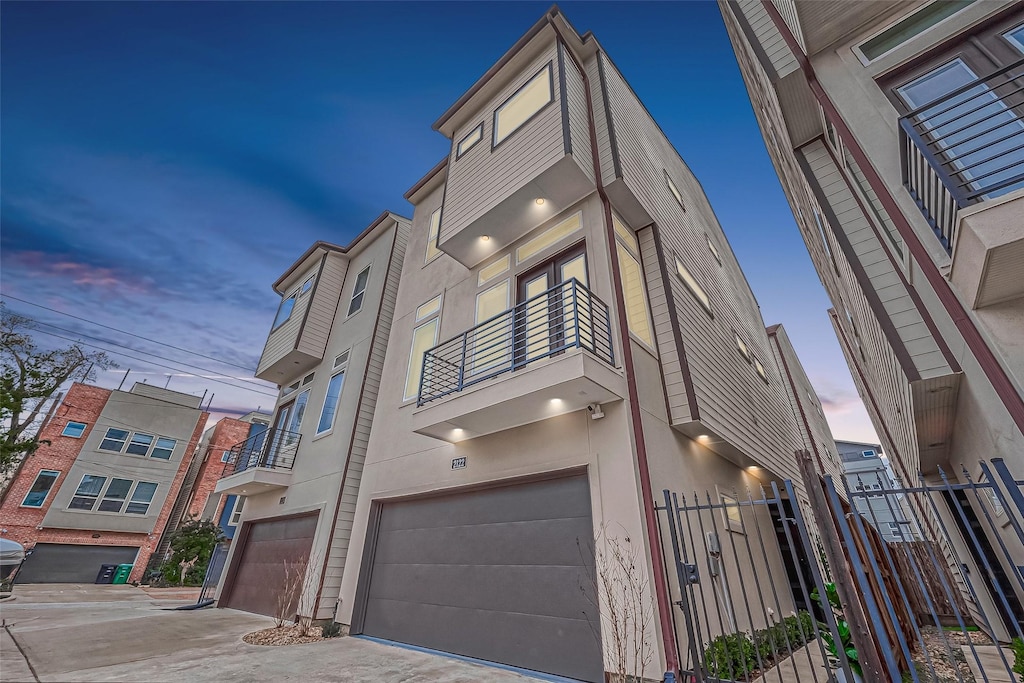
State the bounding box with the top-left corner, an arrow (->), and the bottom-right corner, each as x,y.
354,473 -> 603,682
514,245 -> 587,366
269,390 -> 307,467
16,544 -> 139,584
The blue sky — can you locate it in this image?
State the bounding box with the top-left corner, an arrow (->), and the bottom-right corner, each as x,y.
0,1 -> 878,443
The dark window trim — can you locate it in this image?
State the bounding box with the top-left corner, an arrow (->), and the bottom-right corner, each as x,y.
491,62 -> 556,151
61,421 -> 88,438
455,122 -> 484,159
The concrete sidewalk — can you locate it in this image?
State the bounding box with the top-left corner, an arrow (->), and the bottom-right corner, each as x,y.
0,584 -> 537,682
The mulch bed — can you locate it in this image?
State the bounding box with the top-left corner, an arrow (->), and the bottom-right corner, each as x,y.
243,625 -> 325,646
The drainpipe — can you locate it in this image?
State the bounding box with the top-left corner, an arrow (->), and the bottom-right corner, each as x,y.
546,15 -> 680,681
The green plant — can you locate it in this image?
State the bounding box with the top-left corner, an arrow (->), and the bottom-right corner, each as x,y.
159,517 -> 224,586
321,621 -> 343,638
1011,637 -> 1024,682
704,632 -> 757,679
811,583 -> 862,677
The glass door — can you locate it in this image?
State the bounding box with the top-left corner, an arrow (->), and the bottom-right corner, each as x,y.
514,244 -> 587,367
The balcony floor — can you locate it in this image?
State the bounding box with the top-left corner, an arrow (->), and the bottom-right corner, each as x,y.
215,467 -> 292,496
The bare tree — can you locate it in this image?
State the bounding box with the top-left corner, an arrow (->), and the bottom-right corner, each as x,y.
273,555 -> 309,629
0,305 -> 115,479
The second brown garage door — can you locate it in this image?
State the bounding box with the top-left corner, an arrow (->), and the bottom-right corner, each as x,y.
221,512 -> 318,617
354,473 -> 603,682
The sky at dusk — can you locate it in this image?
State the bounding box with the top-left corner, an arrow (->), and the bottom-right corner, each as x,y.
0,1 -> 879,444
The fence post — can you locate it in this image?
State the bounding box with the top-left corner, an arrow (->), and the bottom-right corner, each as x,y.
796,450 -> 887,682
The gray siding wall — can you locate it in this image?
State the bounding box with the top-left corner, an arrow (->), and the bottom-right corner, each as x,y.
735,0 -> 800,78
600,57 -> 805,466
587,53 -> 616,181
257,262 -> 320,376
317,222 -> 409,616
560,43 -> 594,184
297,254 -> 349,359
441,43 -> 563,245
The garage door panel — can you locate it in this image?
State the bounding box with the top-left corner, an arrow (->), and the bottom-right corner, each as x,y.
363,598 -> 602,682
366,563 -> 598,619
16,544 -> 139,584
373,517 -> 593,566
359,473 -> 603,682
380,477 -> 592,532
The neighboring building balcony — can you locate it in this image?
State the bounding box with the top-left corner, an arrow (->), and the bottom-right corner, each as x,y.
214,428 -> 299,496
412,278 -> 626,442
899,58 -> 1024,308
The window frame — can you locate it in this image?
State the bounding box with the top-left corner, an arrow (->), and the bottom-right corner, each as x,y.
20,469 -> 61,508
612,216 -> 655,349
98,427 -> 130,453
68,474 -> 107,511
150,437 -> 176,460
674,255 -> 712,316
665,171 -> 685,211
492,62 -> 555,149
735,333 -> 751,362
271,293 -> 298,332
61,421 -> 87,438
98,478 -> 134,513
221,450 -> 232,463
315,350 -> 350,437
125,432 -> 155,456
456,122 -> 484,159
425,208 -> 442,264
754,356 -> 769,383
706,235 -> 722,266
404,303 -> 442,403
228,496 -> 245,526
125,481 -> 158,515
852,0 -> 978,66
299,274 -> 315,296
346,265 -> 372,318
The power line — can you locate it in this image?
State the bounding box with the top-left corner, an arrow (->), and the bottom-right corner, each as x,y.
2,294 -> 261,372
29,317 -> 273,391
31,328 -> 278,398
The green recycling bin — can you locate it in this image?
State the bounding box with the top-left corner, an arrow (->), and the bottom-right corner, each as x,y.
112,563 -> 133,584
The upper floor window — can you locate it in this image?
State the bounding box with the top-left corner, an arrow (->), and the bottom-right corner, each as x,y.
1006,24 -> 1024,53
665,172 -> 685,210
347,265 -> 371,317
754,357 -> 768,383
69,475 -> 107,511
221,450 -> 232,463
862,450 -> 876,458
706,235 -> 722,266
151,437 -> 176,460
612,213 -> 654,348
98,478 -> 133,513
272,294 -> 296,330
99,427 -> 177,460
493,63 -> 553,147
229,496 -> 245,525
21,470 -> 60,508
126,433 -> 154,456
99,428 -> 130,453
300,275 -> 315,295
456,123 -> 483,158
478,255 -> 510,286
316,351 -> 349,436
125,482 -> 158,515
735,334 -> 750,361
855,0 -> 977,64
61,421 -> 87,438
675,257 -> 711,316
516,212 -> 582,264
425,209 -> 442,263
405,296 -> 442,402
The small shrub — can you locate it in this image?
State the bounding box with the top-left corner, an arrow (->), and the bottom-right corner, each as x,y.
705,632 -> 757,679
1011,637 -> 1024,681
159,517 -> 224,586
321,621 -> 343,638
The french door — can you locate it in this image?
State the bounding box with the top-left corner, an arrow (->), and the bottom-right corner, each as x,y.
514,245 -> 588,367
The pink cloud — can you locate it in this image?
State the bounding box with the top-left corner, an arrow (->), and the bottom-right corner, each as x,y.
7,251 -> 154,295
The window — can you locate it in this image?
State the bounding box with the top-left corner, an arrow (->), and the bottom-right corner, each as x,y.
612,214 -> 653,347
69,475 -> 107,511
99,428 -> 129,452
300,275 -> 315,295
706,235 -> 722,266
347,265 -> 371,317
856,1 -> 976,63
98,478 -> 133,513
126,433 -> 154,456
151,437 -> 176,460
516,212 -> 582,264
720,492 -> 744,533
221,450 -> 231,463
457,123 -> 483,158
887,522 -> 903,536
229,496 -> 245,526
735,334 -> 750,361
416,294 -> 442,322
1006,24 -> 1024,53
665,172 -> 685,210
478,254 -> 510,286
754,357 -> 768,383
125,482 -> 158,515
316,355 -> 348,436
61,421 -> 87,438
425,208 -> 442,263
272,294 -> 296,330
862,450 -> 876,458
675,257 -> 711,315
473,280 -> 511,373
493,63 -> 553,146
21,470 -> 60,508
405,308 -> 441,402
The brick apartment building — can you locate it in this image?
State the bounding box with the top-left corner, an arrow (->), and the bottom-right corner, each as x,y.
0,381 -> 209,583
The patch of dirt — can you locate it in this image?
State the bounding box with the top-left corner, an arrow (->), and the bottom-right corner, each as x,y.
908,625 -> 994,682
243,625 -> 324,646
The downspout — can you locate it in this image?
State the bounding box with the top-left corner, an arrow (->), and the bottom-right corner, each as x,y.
760,0 -> 1024,438
546,16 -> 680,680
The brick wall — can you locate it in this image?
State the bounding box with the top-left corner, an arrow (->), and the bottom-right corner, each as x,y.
185,418 -> 251,521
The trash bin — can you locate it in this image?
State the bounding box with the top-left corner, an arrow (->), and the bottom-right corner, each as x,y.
95,564 -> 117,584
112,563 -> 133,585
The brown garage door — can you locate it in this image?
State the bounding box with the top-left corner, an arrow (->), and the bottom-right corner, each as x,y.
221,512 -> 318,617
354,473 -> 603,682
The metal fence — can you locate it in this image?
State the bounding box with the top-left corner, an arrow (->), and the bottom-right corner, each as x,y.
198,542 -> 229,603
226,427 -> 300,475
417,278 -> 614,405
658,453 -> 1024,682
899,57 -> 1024,253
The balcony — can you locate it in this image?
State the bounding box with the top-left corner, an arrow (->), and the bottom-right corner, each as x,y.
899,58 -> 1024,307
412,278 -> 625,443
214,428 -> 300,496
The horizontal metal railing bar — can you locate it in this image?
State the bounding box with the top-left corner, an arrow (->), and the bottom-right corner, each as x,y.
903,57 -> 1024,118
848,482 -> 995,496
964,170 -> 1024,201
955,153 -> 1024,189
940,132 -> 1024,173
925,107 -> 1024,155
225,427 -> 301,475
911,83 -> 1024,141
659,498 -> 784,513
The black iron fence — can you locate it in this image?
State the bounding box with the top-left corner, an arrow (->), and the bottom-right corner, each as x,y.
417,278 -> 614,405
899,57 -> 1024,253
224,427 -> 299,475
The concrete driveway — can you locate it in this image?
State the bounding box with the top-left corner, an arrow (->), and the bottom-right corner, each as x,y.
0,584 -> 540,682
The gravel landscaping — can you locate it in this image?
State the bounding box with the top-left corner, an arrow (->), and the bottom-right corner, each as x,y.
243,625 -> 326,646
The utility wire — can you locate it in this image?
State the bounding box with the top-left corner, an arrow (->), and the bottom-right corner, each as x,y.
2,294 -> 261,372
31,328 -> 278,398
29,317 -> 272,391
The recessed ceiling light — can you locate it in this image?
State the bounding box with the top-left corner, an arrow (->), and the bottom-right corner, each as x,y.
550,398 -> 563,406
481,235 -> 490,242
453,428 -> 464,436
535,198 -> 545,205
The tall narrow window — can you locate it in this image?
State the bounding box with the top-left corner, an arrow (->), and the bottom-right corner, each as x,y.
98,478 -> 133,513
425,208 -> 442,263
675,257 -> 711,315
229,496 -> 245,525
405,297 -> 441,402
473,280 -> 511,373
21,470 -> 60,508
493,64 -> 553,146
125,482 -> 158,515
317,352 -> 349,435
272,294 -> 296,330
665,172 -> 685,210
347,265 -> 371,317
69,475 -> 107,511
612,214 -> 654,347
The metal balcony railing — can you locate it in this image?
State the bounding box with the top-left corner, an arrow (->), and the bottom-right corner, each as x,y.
899,58 -> 1024,253
223,427 -> 299,476
417,278 -> 614,406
